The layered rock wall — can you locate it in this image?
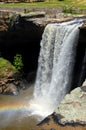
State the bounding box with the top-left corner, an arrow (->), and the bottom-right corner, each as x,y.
0,10 -> 86,85
0,10 -> 44,74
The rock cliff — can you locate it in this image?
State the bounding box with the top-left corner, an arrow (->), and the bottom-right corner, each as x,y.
0,10 -> 86,95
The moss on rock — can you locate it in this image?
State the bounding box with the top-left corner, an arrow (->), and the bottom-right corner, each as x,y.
0,57 -> 17,78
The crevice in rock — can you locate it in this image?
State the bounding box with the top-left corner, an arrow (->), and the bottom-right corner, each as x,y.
72,28 -> 86,89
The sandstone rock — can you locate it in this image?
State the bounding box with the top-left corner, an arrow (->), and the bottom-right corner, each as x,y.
55,86 -> 86,125
80,23 -> 86,29
0,19 -> 8,31
82,80 -> 86,86
0,83 -> 19,95
34,116 -> 86,130
0,10 -> 86,31
33,86 -> 86,130
21,11 -> 45,19
2,83 -> 19,95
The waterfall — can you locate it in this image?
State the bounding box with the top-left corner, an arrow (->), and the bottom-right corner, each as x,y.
29,19 -> 83,118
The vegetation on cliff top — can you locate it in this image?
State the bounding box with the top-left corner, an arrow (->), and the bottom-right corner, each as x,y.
0,0 -> 86,10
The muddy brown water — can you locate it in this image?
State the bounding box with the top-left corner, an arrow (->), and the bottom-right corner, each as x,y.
0,84 -> 40,130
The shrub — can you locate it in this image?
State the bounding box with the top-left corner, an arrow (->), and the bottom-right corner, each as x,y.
24,8 -> 30,14
13,54 -> 24,71
62,5 -> 76,14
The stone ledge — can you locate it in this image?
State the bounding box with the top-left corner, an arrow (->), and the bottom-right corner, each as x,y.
55,86 -> 86,125
33,86 -> 86,130
26,15 -> 86,28
80,23 -> 86,29
21,11 -> 45,19
0,10 -> 86,30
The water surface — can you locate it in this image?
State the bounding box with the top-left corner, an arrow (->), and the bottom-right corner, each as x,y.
0,85 -> 39,130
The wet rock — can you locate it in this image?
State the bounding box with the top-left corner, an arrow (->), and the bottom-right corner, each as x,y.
82,80 -> 86,86
80,23 -> 86,29
26,71 -> 36,84
0,75 -> 23,95
19,79 -> 29,90
55,86 -> 86,125
33,86 -> 86,130
2,83 -> 19,95
33,114 -> 86,130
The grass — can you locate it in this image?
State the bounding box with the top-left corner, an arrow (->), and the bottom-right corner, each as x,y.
0,0 -> 86,10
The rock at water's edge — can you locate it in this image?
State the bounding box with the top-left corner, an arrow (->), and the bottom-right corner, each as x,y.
33,85 -> 86,130
55,86 -> 86,125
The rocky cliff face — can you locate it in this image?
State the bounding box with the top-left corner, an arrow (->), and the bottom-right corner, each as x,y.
33,85 -> 86,130
0,10 -> 86,94
0,10 -> 43,74
0,10 -> 45,95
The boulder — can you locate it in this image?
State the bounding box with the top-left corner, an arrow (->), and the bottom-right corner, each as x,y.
33,85 -> 86,130
0,58 -> 20,95
55,86 -> 86,125
2,83 -> 19,95
0,80 -> 19,95
80,23 -> 86,29
0,19 -> 8,31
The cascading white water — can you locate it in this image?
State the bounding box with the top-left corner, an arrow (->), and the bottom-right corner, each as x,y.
29,19 -> 83,118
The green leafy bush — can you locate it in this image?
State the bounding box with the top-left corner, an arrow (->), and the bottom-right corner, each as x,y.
13,54 -> 24,71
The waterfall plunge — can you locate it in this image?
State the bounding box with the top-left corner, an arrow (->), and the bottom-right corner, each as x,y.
30,19 -> 83,118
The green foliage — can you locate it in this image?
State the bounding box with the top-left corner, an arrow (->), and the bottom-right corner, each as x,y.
24,8 -> 30,13
62,5 -> 78,14
0,1 -> 85,10
0,57 -> 17,78
13,54 -> 24,71
24,8 -> 35,14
